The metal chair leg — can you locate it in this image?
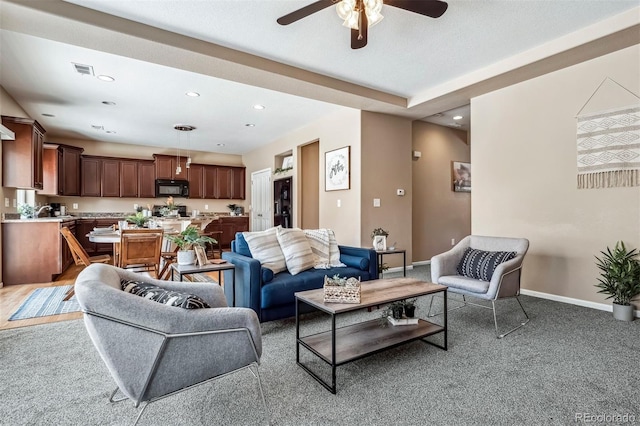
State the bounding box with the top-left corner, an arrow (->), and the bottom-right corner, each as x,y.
427,294 -> 467,317
249,363 -> 271,425
494,296 -> 530,339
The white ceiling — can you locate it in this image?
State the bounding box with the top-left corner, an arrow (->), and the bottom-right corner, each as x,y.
1,0 -> 638,155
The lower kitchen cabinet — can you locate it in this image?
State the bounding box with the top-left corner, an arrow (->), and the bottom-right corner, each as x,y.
203,216 -> 249,249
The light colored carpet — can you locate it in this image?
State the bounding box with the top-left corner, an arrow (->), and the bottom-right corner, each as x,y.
9,285 -> 79,321
1,267 -> 639,425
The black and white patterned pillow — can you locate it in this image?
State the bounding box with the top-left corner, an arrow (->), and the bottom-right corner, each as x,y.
121,280 -> 210,309
456,248 -> 517,282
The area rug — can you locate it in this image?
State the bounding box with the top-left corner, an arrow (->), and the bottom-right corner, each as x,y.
9,285 -> 80,321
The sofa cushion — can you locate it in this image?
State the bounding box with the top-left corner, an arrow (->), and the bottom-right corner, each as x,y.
456,248 -> 516,282
120,280 -> 210,309
242,227 -> 286,274
234,232 -> 252,258
340,254 -> 370,271
303,228 -> 346,269
277,227 -> 316,275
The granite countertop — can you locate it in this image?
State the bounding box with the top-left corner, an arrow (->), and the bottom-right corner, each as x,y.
1,212 -> 248,223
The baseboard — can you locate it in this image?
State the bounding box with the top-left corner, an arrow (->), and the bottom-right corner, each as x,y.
520,289 -> 640,318
412,260 -> 431,266
386,265 -> 414,274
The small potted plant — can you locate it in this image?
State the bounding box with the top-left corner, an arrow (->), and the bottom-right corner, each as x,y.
227,203 -> 237,216
126,211 -> 149,228
595,241 -> 640,321
164,225 -> 217,265
17,203 -> 34,219
402,298 -> 418,318
160,196 -> 180,217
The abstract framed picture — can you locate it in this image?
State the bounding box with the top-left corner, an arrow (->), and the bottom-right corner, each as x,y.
373,235 -> 387,251
325,146 -> 350,191
452,161 -> 471,192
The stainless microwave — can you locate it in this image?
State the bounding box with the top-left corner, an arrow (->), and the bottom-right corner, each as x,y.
155,179 -> 189,198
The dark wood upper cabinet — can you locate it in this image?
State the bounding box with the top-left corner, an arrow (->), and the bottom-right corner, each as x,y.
215,166 -> 232,199
231,167 -> 246,200
120,160 -> 138,198
1,115 -> 45,189
203,165 -> 217,199
153,154 -> 187,180
81,156 -> 101,197
188,164 -> 204,199
41,144 -> 83,196
41,145 -> 59,195
101,158 -> 120,197
138,160 -> 156,198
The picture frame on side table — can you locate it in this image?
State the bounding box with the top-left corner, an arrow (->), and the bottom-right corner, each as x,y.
194,245 -> 209,267
325,146 -> 350,191
373,235 -> 387,251
452,161 -> 471,192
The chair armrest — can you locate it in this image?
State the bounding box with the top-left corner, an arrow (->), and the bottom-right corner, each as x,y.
487,255 -> 525,299
430,242 -> 469,283
222,251 -> 263,315
339,245 -> 379,279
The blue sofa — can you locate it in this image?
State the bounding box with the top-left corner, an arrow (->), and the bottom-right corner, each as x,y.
222,232 -> 378,322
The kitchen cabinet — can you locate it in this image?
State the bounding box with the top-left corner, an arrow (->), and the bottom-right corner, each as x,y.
1,115 -> 45,189
77,218 -> 119,255
101,159 -> 120,197
41,144 -> 83,196
204,216 -> 249,249
188,164 -> 204,198
203,165 -> 217,199
215,166 -> 232,199
138,160 -> 156,198
81,156 -> 101,197
120,160 -> 138,198
153,154 -> 187,180
231,167 -> 246,199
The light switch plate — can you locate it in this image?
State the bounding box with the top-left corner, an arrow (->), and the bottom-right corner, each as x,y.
337,199 -> 341,207
205,204 -> 209,210
4,198 -> 9,207
373,198 -> 381,207
73,203 -> 78,209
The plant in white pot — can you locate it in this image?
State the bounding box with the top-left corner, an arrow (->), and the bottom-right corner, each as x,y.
17,203 -> 34,219
595,241 -> 640,321
164,226 -> 216,266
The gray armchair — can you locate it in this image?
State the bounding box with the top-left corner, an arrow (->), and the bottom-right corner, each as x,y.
75,263 -> 268,425
430,235 -> 530,338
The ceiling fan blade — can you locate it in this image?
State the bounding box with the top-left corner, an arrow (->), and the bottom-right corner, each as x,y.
385,0 -> 448,18
277,0 -> 336,25
350,10 -> 368,49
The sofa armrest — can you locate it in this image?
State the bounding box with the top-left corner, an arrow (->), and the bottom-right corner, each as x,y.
339,245 -> 379,280
222,251 -> 263,316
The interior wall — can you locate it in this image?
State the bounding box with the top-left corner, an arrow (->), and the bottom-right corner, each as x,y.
242,108 -> 362,246
412,121 -> 471,262
300,141 -> 319,229
44,136 -> 245,214
472,44 -> 640,306
360,111 -> 413,267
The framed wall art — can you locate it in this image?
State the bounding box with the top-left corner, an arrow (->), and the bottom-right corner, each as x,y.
325,146 -> 350,191
452,161 -> 471,192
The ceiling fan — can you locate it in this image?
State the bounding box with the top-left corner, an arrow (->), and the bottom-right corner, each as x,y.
277,0 -> 448,49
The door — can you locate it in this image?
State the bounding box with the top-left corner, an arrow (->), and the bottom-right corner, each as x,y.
251,168 -> 272,232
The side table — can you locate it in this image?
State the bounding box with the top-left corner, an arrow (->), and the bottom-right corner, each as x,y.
170,262 -> 236,307
376,248 -> 406,277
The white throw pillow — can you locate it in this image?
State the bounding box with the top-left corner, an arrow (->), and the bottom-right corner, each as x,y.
242,227 -> 286,273
303,228 -> 345,269
277,227 -> 316,275
327,229 -> 345,267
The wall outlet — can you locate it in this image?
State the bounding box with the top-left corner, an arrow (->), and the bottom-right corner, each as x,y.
337,199 -> 341,207
204,204 -> 209,210
373,198 -> 381,207
451,238 -> 455,246
133,203 -> 139,210
396,189 -> 405,196
73,203 -> 79,209
4,198 -> 9,207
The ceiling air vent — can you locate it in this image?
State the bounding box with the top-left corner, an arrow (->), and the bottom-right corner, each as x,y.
91,125 -> 104,131
72,63 -> 94,76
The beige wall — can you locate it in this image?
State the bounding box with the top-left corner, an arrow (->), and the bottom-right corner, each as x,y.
43,136 -> 245,214
242,108 -> 362,246
412,121 -> 471,262
361,112 -> 413,267
300,141 -> 319,229
472,44 -> 640,306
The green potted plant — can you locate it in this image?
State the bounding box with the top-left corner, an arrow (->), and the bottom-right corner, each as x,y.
371,227 -> 389,251
402,298 -> 418,318
17,203 -> 34,219
227,203 -> 237,216
126,210 -> 149,228
164,225 -> 217,265
159,196 -> 180,217
595,241 -> 640,321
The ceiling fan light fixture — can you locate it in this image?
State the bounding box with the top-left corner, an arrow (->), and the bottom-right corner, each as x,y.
336,0 -> 355,20
343,10 -> 360,30
365,9 -> 383,27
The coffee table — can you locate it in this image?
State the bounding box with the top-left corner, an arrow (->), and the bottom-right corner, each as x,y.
295,277 -> 447,394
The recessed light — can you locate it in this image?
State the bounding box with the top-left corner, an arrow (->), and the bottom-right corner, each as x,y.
216,143 -> 225,147
453,115 -> 463,120
253,104 -> 265,110
245,123 -> 255,127
186,92 -> 200,97
97,75 -> 115,82
42,113 -> 55,117
102,101 -> 116,106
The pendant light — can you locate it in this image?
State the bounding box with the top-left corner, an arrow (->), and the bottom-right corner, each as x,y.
173,124 -> 196,175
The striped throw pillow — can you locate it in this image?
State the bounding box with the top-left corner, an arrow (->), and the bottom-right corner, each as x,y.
121,280 -> 210,309
242,227 -> 287,273
277,227 -> 316,275
456,248 -> 516,282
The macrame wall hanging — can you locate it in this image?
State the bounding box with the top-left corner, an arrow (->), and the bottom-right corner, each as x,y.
575,77 -> 640,189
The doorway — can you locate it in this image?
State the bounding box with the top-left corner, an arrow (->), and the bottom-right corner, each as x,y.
250,168 -> 272,232
300,141 -> 319,229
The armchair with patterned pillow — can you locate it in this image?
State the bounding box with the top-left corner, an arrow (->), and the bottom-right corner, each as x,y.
430,235 -> 530,338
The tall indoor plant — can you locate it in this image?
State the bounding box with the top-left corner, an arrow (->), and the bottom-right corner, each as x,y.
594,241 -> 640,321
164,226 -> 216,265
